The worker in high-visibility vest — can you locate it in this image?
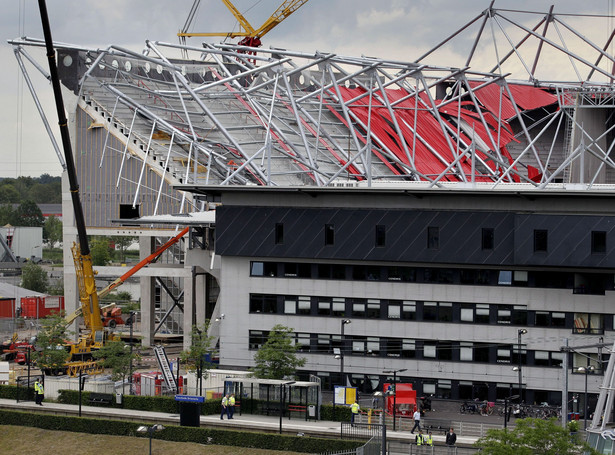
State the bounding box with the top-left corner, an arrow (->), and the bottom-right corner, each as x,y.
425,431 -> 434,446
228,393 -> 236,419
350,401 -> 360,426
34,379 -> 44,405
220,394 -> 229,420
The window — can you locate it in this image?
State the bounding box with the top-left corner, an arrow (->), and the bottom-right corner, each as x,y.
497,347 -> 511,363
427,226 -> 440,249
250,294 -> 277,313
474,344 -> 490,362
295,333 -> 311,352
437,341 -> 453,361
423,343 -> 437,358
497,307 -> 511,324
476,304 -> 490,323
592,231 -> 606,253
535,350 -> 550,366
498,271 -> 512,285
385,338 -> 401,357
511,306 -> 528,325
402,301 -> 416,320
351,301 -> 366,317
388,301 -> 401,319
535,312 -> 550,327
387,266 -> 416,282
423,301 -> 438,321
325,224 -> 335,245
460,304 -> 474,322
297,296 -> 311,315
367,337 -> 380,356
574,313 -> 604,334
482,228 -> 494,250
317,264 -> 346,280
332,298 -> 346,316
460,342 -> 473,361
401,340 -> 416,358
534,229 -> 548,252
284,296 -> 297,314
317,297 -> 332,315
249,330 -> 268,349
375,225 -> 386,247
366,300 -> 381,318
283,262 -> 311,278
275,223 -> 284,244
251,261 -> 277,277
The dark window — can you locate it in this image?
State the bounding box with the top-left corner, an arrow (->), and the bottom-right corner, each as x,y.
249,330 -> 268,350
325,224 -> 335,245
250,261 -> 277,277
387,266 -> 416,282
592,231 -> 606,254
375,225 -> 386,247
482,228 -> 494,250
283,263 -> 311,278
534,229 -> 548,252
428,226 -> 440,249
250,294 -> 278,313
275,223 -> 284,244
474,344 -> 490,362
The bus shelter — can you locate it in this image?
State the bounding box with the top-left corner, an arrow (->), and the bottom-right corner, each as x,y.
224,378 -> 321,421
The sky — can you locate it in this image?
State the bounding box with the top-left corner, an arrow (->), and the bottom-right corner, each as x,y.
1,0 -> 613,178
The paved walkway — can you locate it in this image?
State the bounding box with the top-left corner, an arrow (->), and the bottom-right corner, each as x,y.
0,397 -> 481,448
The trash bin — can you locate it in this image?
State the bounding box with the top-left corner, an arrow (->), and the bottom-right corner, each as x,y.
115,393 -> 123,405
308,405 -> 316,418
179,402 -> 201,427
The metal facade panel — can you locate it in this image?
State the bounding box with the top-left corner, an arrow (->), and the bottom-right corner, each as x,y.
215,206 -> 615,268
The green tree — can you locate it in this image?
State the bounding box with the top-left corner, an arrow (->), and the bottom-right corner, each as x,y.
0,184 -> 20,203
91,237 -> 112,266
475,418 -> 599,455
14,200 -> 44,227
92,339 -> 140,383
0,204 -> 16,225
251,324 -> 306,380
181,323 -> 215,394
21,262 -> 49,293
113,235 -> 136,263
43,215 -> 63,248
32,313 -> 71,374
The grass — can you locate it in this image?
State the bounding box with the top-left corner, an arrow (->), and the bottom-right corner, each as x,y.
0,425 -> 306,455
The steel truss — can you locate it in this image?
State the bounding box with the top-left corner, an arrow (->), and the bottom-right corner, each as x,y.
8,5 -> 615,206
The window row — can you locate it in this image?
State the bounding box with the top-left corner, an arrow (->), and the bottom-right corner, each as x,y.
250,261 -> 614,295
248,330 -> 576,369
249,294 -> 609,334
273,222 -> 608,254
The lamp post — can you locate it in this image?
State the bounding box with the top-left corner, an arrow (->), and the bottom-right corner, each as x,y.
340,319 -> 351,385
504,394 -> 519,431
577,366 -> 595,430
137,424 -> 165,455
517,329 -> 527,402
279,381 -> 295,434
383,368 -> 407,432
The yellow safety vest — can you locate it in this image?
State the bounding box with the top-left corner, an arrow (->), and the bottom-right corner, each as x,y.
222,396 -> 228,406
425,435 -> 433,446
229,396 -> 235,406
416,435 -> 424,445
351,403 -> 360,414
34,382 -> 43,394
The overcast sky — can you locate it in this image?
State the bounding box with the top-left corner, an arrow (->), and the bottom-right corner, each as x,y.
1,0 -> 612,178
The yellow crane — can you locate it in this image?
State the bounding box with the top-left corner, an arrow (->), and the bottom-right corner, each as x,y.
178,0 -> 309,48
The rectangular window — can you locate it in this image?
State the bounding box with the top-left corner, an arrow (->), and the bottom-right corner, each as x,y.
284,296 -> 297,314
367,337 -> 380,356
332,298 -> 345,316
423,343 -> 437,358
317,334 -> 330,352
375,225 -> 386,247
402,301 -> 416,320
439,302 -> 453,322
460,304 -> 474,322
387,266 -> 416,282
552,312 -> 566,327
297,296 -> 311,315
401,340 -> 416,358
249,330 -> 267,350
535,311 -> 549,327
325,224 -> 335,245
476,304 -> 490,323
460,342 -> 473,361
295,333 -> 311,352
352,302 -> 366,317
388,301 -> 401,319
482,228 -> 494,250
427,226 -> 440,249
437,341 -> 453,361
283,262 -> 311,278
423,301 -> 438,321
497,348 -> 511,363
250,261 -> 277,277
497,308 -> 511,324
498,271 -> 512,285
317,298 -> 331,315
535,350 -> 550,366
511,306 -> 528,325
534,229 -> 548,252
592,231 -> 607,254
366,300 -> 381,318
275,223 -> 284,244
386,338 -> 401,357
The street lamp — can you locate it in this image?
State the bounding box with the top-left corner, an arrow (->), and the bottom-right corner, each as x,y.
504,394 -> 519,431
577,366 -> 595,430
383,368 -> 407,432
137,424 -> 165,455
517,329 -> 527,402
279,381 -> 295,434
340,319 -> 351,385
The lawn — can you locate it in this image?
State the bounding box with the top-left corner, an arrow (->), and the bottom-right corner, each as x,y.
0,425 -> 306,455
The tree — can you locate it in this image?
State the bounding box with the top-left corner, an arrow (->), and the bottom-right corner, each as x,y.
21,262 -> 49,293
475,418 -> 599,455
92,339 -> 140,383
43,215 -> 63,248
14,200 -> 44,227
32,313 -> 71,375
0,185 -> 20,203
181,323 -> 215,395
90,236 -> 111,266
0,204 -> 16,225
113,235 -> 136,263
251,324 -> 306,380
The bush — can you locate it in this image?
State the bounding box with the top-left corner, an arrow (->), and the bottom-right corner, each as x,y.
0,384 -> 35,401
0,409 -> 361,453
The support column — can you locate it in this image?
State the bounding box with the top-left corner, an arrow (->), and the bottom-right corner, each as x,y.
139,235 -> 156,348
183,266 -> 196,350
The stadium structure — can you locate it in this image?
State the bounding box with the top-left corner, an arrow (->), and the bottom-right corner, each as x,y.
8,3 -> 615,449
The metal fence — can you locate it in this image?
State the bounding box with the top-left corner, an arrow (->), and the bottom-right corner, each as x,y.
319,436 -> 382,455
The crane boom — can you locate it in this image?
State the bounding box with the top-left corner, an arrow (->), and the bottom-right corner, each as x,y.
177,0 -> 309,44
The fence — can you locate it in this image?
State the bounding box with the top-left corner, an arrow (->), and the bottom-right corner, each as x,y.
319,436 -> 382,455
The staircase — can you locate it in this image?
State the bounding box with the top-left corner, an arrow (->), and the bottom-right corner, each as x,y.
153,344 -> 177,391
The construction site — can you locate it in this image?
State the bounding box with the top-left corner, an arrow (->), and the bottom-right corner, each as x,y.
4,1 -> 615,452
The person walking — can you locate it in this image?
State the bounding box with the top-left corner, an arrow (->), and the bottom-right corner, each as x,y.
446,427 -> 457,453
34,379 -> 44,405
350,401 -> 360,426
228,393 -> 236,419
220,394 -> 229,420
410,407 -> 421,433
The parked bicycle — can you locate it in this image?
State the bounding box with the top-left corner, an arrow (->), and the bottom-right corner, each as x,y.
460,400 -> 481,414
